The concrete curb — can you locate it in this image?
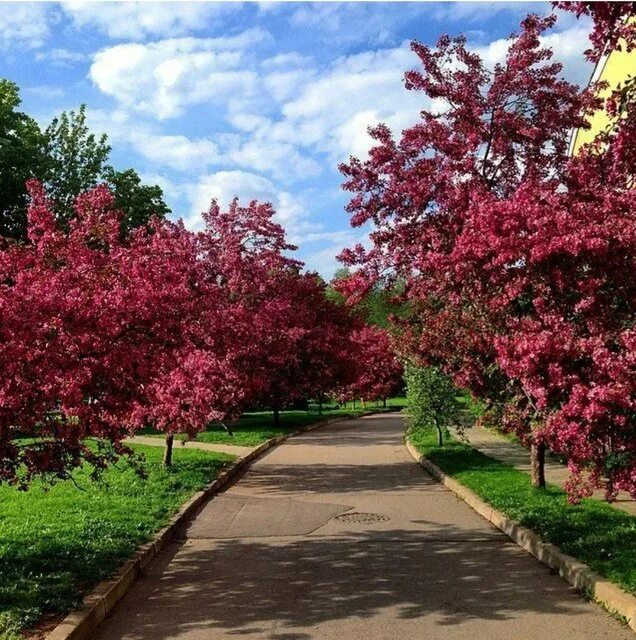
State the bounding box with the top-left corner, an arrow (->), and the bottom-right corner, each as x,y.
45,411 -> 385,640
405,438 -> 636,632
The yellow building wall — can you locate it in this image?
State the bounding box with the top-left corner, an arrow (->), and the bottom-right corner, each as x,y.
570,44 -> 636,154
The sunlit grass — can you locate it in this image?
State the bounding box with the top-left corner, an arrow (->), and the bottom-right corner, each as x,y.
0,444 -> 234,639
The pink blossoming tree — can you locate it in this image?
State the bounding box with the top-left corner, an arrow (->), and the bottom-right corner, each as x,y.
339,326 -> 403,407
0,186 -> 252,479
338,8 -> 636,498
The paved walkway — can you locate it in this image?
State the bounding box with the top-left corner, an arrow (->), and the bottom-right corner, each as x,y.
97,414 -> 628,639
125,434 -> 254,458
461,426 -> 636,516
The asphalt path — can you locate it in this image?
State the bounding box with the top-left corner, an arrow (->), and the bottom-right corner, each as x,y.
96,413 -> 629,640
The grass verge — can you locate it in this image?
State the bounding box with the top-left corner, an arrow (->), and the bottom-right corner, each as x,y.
142,399 -> 407,447
0,444 -> 235,639
408,425 -> 636,597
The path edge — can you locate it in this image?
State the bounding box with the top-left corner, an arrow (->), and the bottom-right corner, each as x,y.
45,411 -> 386,640
404,438 -> 636,632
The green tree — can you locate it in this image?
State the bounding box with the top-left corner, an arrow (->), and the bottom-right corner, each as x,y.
102,167 -> 170,234
327,268 -> 407,328
360,284 -> 404,329
43,106 -> 170,233
405,362 -> 464,446
43,104 -> 111,223
0,83 -> 170,239
0,80 -> 47,239
325,267 -> 349,305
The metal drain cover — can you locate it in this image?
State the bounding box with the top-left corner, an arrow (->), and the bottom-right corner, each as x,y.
334,512 -> 390,524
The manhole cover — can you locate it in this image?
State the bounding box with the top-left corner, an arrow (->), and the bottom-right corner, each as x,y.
334,512 -> 390,524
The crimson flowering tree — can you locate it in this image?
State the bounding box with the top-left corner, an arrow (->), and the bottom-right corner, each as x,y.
187,198 -> 359,426
0,184 -> 252,480
197,198 -> 303,424
123,226 -> 252,466
461,5 -> 636,499
339,14 -> 594,485
453,162 -> 636,498
129,200 -> 284,464
259,272 -> 357,422
0,178 -> 402,482
0,182 -> 183,482
0,183 -> 118,484
339,326 -> 403,406
338,9 -> 636,497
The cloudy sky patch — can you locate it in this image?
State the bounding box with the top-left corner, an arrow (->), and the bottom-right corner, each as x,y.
2,1 -> 592,278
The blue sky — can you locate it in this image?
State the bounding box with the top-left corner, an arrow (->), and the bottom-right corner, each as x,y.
0,1 -> 593,277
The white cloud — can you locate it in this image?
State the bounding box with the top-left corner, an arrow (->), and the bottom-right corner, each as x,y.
290,4 -> 348,32
86,108 -> 220,172
227,133 -> 322,180
139,172 -> 183,201
62,1 -> 240,40
473,21 -> 593,87
89,35 -> 425,179
227,113 -> 270,133
302,230 -> 368,279
262,52 -> 314,70
132,132 -> 219,172
35,48 -> 86,66
86,23 -> 424,175
431,2 -> 546,24
89,29 -> 271,119
190,171 -> 276,217
333,110 -> 383,161
256,1 -> 283,14
286,2 -> 534,48
287,2 -> 415,45
0,3 -> 53,49
124,41 -> 419,183
264,69 -> 314,103
268,43 -> 425,161
24,85 -> 66,101
540,22 -> 594,87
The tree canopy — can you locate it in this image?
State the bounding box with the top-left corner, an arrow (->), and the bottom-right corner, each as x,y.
337,9 -> 636,500
0,80 -> 47,240
0,82 -> 170,240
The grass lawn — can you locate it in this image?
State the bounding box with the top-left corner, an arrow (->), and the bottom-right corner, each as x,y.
0,444 -> 235,640
409,425 -> 636,597
383,396 -> 408,410
141,399 -> 407,448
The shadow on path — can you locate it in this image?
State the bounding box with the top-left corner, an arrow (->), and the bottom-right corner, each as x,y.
235,461 -> 435,495
98,523 -> 624,640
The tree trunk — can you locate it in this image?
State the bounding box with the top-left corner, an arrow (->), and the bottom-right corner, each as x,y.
352,398 -> 356,410
362,399 -> 366,408
273,406 -> 280,426
382,398 -> 387,409
530,441 -> 546,489
434,418 -> 443,446
163,434 -> 174,467
221,422 -> 234,436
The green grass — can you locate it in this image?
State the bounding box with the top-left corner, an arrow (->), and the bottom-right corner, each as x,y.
455,393 -> 485,421
142,399 -> 407,447
0,444 -> 235,639
383,396 -> 408,410
409,425 -> 636,596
